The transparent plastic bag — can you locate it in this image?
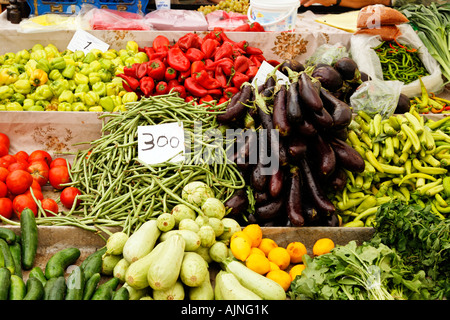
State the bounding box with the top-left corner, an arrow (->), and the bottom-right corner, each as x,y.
144,9 -> 208,31
305,43 -> 349,67
205,10 -> 248,31
350,23 -> 444,97
350,78 -> 403,119
80,6 -> 153,30
18,13 -> 84,33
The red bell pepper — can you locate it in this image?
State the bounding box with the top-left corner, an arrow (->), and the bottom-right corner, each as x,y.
191,60 -> 206,74
245,46 -> 263,55
234,55 -> 250,73
167,47 -> 191,72
218,97 -> 228,104
214,42 -> 233,61
207,89 -> 222,97
122,80 -> 133,92
164,67 -> 177,82
185,96 -> 196,103
171,85 -> 187,98
246,65 -> 259,79
232,23 -> 251,32
117,73 -> 140,91
223,87 -> 239,99
199,94 -> 214,104
139,76 -> 155,97
249,22 -> 265,32
249,54 -> 265,68
201,39 -> 219,59
185,77 -> 208,97
193,70 -> 222,90
147,59 -> 166,81
177,33 -> 203,51
155,81 -> 169,95
231,71 -> 250,89
204,29 -> 223,43
205,58 -> 233,73
152,35 -> 170,52
124,63 -> 139,79
267,60 -> 281,67
178,70 -> 191,82
215,66 -> 227,88
167,79 -> 180,91
136,63 -> 149,79
185,48 -> 205,62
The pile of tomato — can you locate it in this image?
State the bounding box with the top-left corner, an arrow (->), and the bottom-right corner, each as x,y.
0,132 -> 81,219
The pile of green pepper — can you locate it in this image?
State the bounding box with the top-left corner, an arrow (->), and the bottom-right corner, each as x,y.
374,40 -> 429,84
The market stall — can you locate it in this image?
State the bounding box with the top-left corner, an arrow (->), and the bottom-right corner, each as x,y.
0,0 -> 449,303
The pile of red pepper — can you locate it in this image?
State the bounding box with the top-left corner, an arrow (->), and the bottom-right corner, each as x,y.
117,28 -> 278,104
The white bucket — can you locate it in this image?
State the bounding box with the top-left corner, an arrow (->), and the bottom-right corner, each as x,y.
248,0 -> 299,32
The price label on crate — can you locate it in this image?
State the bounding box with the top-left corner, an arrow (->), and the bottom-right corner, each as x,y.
67,30 -> 110,54
137,123 -> 185,165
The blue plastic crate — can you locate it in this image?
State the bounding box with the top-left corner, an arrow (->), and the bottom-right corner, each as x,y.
27,0 -> 148,16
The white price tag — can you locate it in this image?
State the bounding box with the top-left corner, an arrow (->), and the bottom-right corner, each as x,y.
67,30 -> 110,54
252,60 -> 290,87
137,123 -> 185,165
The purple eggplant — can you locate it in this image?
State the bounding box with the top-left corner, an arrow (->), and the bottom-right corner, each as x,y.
286,166 -> 305,227
299,72 -> 323,112
329,138 -> 365,173
312,65 -> 343,92
320,87 -> 352,130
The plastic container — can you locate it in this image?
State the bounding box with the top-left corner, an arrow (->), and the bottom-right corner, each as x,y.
248,0 -> 299,32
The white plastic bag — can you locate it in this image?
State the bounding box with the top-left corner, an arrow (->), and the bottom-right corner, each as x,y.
350,78 -> 403,119
144,9 -> 208,31
305,43 -> 349,67
350,23 -> 444,98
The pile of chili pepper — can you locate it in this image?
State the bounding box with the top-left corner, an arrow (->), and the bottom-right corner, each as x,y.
412,77 -> 450,114
116,28 -> 278,104
373,39 -> 429,84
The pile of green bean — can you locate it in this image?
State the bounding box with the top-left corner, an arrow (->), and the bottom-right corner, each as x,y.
45,93 -> 245,235
374,40 -> 429,84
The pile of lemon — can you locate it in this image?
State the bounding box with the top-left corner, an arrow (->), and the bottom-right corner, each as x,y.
230,224 -> 335,291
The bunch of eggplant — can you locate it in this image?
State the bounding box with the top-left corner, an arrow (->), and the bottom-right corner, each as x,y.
218,59 -> 366,227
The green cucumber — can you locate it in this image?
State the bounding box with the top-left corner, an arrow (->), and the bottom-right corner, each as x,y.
91,277 -> 119,300
9,241 -> 22,278
65,266 -> 85,300
0,227 -> 16,244
23,277 -> 44,300
9,274 -> 26,300
44,277 -> 58,300
46,276 -> 66,300
80,247 -> 106,271
112,286 -> 130,300
0,238 -> 15,274
82,252 -> 103,281
0,267 -> 11,300
29,266 -> 47,287
20,208 -> 38,270
45,247 -> 81,279
82,272 -> 101,300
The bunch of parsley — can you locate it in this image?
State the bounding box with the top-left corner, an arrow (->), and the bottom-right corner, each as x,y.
370,200 -> 450,300
289,240 -> 432,300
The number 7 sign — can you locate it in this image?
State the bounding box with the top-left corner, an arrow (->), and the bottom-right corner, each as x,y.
67,30 -> 110,54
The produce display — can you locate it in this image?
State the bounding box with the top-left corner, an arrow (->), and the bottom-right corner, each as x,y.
1,4 -> 450,301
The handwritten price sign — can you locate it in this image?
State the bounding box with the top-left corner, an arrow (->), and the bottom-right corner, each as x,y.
137,123 -> 185,165
67,30 -> 110,54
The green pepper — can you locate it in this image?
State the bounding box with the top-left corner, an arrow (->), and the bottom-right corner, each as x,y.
48,69 -> 63,81
61,49 -> 73,57
71,102 -> 87,112
90,61 -> 102,72
0,85 -> 14,100
135,52 -> 149,64
99,96 -> 115,112
57,102 -> 72,112
13,79 -> 32,94
6,101 -> 23,111
14,49 -> 30,65
11,92 -> 25,104
73,92 -> 86,103
90,49 -> 103,60
79,64 -> 93,76
34,84 -> 53,100
99,69 -> 112,82
102,49 -> 117,60
58,90 -> 74,103
62,64 -> 76,79
0,104 -> 5,111
25,59 -> 38,77
44,44 -> 60,59
124,57 -> 140,67
49,79 -> 69,97
35,99 -> 50,110
92,82 -> 106,97
119,49 -> 133,63
50,57 -> 66,70
89,106 -> 103,112
36,58 -> 51,74
88,72 -> 101,86
122,92 -> 138,104
73,50 -> 85,62
67,80 -> 77,91
126,41 -> 139,54
23,98 -> 34,110
28,105 -> 45,111
75,83 -> 90,93
30,50 -> 47,62
74,72 -> 89,86
106,82 -> 120,96
99,59 -> 114,72
0,68 -> 19,85
31,44 -> 44,52
111,95 -> 122,108
83,52 -> 96,64
112,57 -> 124,69
85,91 -> 100,106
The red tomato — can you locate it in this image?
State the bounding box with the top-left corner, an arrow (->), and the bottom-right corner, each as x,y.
0,181 -> 7,198
0,197 -> 13,219
0,133 -> 10,150
14,151 -> 29,163
8,161 -> 29,172
1,155 -> 16,168
50,157 -> 69,168
6,170 -> 33,195
12,194 -> 37,218
0,145 -> 8,158
24,188 -> 44,201
28,150 -> 52,167
30,179 -> 41,192
0,167 -> 8,182
60,186 -> 82,209
27,161 -> 49,187
48,166 -> 70,190
41,198 -> 59,215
